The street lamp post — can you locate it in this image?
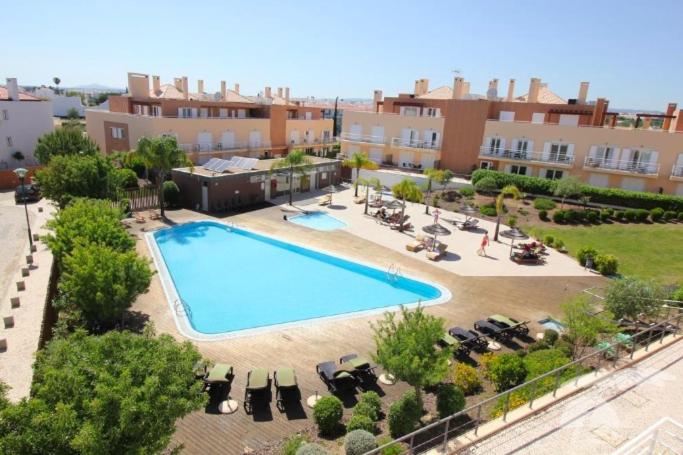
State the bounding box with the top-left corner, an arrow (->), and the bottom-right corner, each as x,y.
13,167 -> 33,252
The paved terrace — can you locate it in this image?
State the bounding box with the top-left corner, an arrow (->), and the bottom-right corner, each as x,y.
128,190 -> 604,454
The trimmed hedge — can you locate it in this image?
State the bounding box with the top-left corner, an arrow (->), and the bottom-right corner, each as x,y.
313,396 -> 343,436
472,170 -> 683,211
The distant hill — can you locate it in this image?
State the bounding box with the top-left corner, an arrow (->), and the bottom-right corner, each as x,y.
611,107 -> 664,115
66,84 -> 125,93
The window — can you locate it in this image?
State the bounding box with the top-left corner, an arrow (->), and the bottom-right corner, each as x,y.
2,110 -> 8,120
400,106 -> 419,116
111,127 -> 124,139
237,109 -> 246,119
305,112 -> 312,120
219,108 -> 228,118
514,139 -> 529,158
423,107 -> 440,117
510,165 -> 527,175
487,137 -> 501,153
6,136 -> 13,147
133,104 -> 142,115
480,161 -> 493,170
178,107 -> 192,118
199,108 -> 209,118
152,106 -> 161,117
545,169 -> 563,180
531,112 -> 545,124
549,143 -> 569,162
499,111 -> 515,122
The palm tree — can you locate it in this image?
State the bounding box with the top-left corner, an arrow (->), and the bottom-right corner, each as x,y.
392,179 -> 423,231
134,136 -> 191,218
270,149 -> 313,205
342,152 -> 379,196
52,77 -> 61,95
357,176 -> 380,215
493,184 -> 522,241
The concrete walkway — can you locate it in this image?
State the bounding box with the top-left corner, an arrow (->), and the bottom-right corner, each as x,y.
464,339 -> 683,454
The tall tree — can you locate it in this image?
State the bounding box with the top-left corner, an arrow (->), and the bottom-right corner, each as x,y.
562,295 -> 616,359
134,136 -> 191,217
423,168 -> 453,215
0,328 -> 206,454
34,127 -> 100,164
372,305 -> 451,409
269,149 -> 313,205
493,184 -> 522,241
392,179 -> 423,230
553,176 -> 583,208
52,76 -> 61,94
604,277 -> 667,320
343,152 -> 379,196
357,176 -> 380,215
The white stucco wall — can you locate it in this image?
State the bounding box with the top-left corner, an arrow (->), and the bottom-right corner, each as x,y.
355,168 -> 470,190
0,100 -> 54,167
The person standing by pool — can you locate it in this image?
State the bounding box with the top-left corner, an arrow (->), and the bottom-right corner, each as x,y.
477,231 -> 489,257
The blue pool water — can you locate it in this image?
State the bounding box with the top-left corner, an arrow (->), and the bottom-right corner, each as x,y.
288,212 -> 347,231
539,317 -> 566,332
153,221 -> 444,335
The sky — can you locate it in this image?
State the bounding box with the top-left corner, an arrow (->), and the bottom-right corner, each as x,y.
4,0 -> 683,110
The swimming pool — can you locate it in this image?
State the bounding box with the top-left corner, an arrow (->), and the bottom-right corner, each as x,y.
289,212 -> 347,231
539,317 -> 566,332
148,221 -> 449,339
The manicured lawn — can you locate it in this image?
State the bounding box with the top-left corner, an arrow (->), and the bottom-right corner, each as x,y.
527,223 -> 683,284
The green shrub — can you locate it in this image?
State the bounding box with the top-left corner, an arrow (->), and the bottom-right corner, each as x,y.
344,430 -> 377,455
624,209 -> 638,221
599,209 -> 611,222
527,341 -> 549,353
162,181 -> 180,208
585,210 -> 599,224
543,329 -> 559,346
376,436 -> 403,455
554,239 -> 565,250
518,207 -> 529,216
479,203 -> 497,217
664,210 -> 677,221
595,254 -> 619,276
678,212 -> 683,221
313,396 -> 343,436
355,391 -> 382,421
296,443 -> 330,455
436,383 -> 465,419
615,210 -> 625,221
576,246 -> 599,266
487,354 -> 527,392
542,235 -> 555,247
346,414 -> 375,433
552,210 -> 566,223
538,209 -> 548,221
650,207 -> 665,222
635,208 -> 649,222
507,215 -> 518,228
388,390 -> 421,438
459,187 -> 475,198
119,198 -> 131,217
282,434 -> 309,455
554,340 -> 573,357
474,176 -> 498,195
533,197 -> 556,211
564,209 -> 581,224
116,168 -> 139,189
479,352 -> 496,378
452,363 -> 482,395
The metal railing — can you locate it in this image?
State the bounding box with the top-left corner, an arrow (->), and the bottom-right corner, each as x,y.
479,146 -> 574,165
613,417 -> 683,454
583,156 -> 660,175
391,137 -> 441,151
180,140 -> 272,153
671,164 -> 683,178
340,132 -> 387,144
290,137 -> 337,146
367,307 -> 682,455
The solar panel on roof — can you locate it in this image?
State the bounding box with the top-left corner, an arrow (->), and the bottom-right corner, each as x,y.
202,158 -> 221,171
232,157 -> 246,168
214,160 -> 231,173
242,158 -> 258,169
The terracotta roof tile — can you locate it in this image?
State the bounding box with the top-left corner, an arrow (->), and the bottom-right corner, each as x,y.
0,86 -> 41,101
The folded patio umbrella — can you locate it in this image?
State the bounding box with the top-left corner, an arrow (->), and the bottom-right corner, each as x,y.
422,222 -> 452,247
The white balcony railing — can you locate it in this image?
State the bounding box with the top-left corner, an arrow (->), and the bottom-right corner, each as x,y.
671,164 -> 683,178
180,140 -> 272,153
583,156 -> 660,175
479,146 -> 574,165
290,137 -> 338,146
390,137 -> 441,150
339,132 -> 387,144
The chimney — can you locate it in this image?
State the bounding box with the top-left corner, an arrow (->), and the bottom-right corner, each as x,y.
414,80 -> 421,95
234,83 -> 240,94
127,72 -> 150,98
284,87 -> 290,102
506,79 -> 516,101
220,81 -> 227,100
182,76 -> 188,99
197,79 -> 204,94
174,78 -> 183,91
527,78 -> 541,103
6,78 -> 19,101
420,78 -> 429,95
487,78 -> 499,100
463,81 -> 470,96
152,75 -> 161,95
577,82 -> 589,104
277,87 -> 283,98
591,97 -> 609,126
373,90 -> 383,104
663,103 -> 677,131
265,86 -> 272,98
452,77 -> 465,99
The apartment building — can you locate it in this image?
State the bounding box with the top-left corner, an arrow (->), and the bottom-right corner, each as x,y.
0,78 -> 53,169
86,73 -> 335,163
341,77 -> 683,195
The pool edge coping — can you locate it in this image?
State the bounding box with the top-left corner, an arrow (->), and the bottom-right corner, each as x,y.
144,219 -> 452,342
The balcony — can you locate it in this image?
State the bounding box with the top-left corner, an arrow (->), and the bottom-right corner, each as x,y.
289,137 -> 338,148
180,140 -> 272,153
670,164 -> 683,181
583,157 -> 660,176
339,132 -> 386,145
390,137 -> 440,151
479,147 -> 574,167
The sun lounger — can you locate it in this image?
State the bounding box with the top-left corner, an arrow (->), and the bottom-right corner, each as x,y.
148,210 -> 161,220
406,234 -> 427,252
274,367 -> 299,410
244,368 -> 270,413
426,243 -> 448,261
439,332 -> 470,356
134,212 -> 145,223
339,354 -> 377,384
316,361 -> 357,393
458,218 -> 478,230
202,363 -> 233,391
474,319 -> 512,341
511,252 -> 545,264
488,314 -> 530,336
317,195 -> 332,206
449,327 -> 488,352
353,196 -> 366,204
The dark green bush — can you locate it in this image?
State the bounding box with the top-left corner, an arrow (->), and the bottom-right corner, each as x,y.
678,212 -> 683,221
313,396 -> 343,436
538,209 -> 548,221
543,235 -> 555,247
388,390 -> 421,438
479,203 -> 497,217
354,391 -> 382,421
585,210 -> 599,224
565,209 -> 581,224
474,176 -> 499,195
459,187 -> 475,198
344,430 -> 377,455
533,197 -> 556,211
615,210 -> 626,221
527,341 -> 549,353
595,254 -> 619,275
624,209 -> 638,222
544,329 -> 559,345
664,210 -> 677,221
599,209 -> 611,222
436,383 -> 465,418
116,168 -> 139,189
650,207 -> 664,222
554,340 -> 573,357
162,181 -> 180,208
576,246 -> 599,266
553,210 -> 566,223
487,354 -> 528,392
119,198 -> 131,217
635,208 -> 649,222
376,436 -> 403,455
346,414 -> 375,433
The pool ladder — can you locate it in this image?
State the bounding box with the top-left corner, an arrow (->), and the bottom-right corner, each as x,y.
174,298 -> 193,321
386,264 -> 401,283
